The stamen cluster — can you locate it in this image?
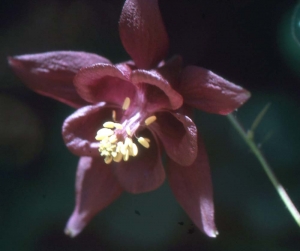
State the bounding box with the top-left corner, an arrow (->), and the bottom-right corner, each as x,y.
95,97 -> 157,164
95,122 -> 138,164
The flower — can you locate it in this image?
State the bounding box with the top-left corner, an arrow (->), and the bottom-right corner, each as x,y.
8,0 -> 250,238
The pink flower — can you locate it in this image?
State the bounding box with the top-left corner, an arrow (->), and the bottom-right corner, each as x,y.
8,0 -> 250,238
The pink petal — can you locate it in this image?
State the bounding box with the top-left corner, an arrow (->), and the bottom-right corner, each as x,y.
180,66 -> 251,115
8,51 -> 110,108
74,63 -> 136,106
119,0 -> 169,69
157,55 -> 183,90
167,135 -> 218,238
149,111 -> 197,166
131,69 -> 183,111
65,156 -> 123,237
113,130 -> 165,194
115,60 -> 137,71
62,102 -> 116,157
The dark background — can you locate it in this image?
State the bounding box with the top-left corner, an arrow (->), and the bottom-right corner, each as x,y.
1,0 -> 300,250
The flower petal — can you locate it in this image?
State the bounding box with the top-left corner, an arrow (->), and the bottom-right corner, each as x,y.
74,63 -> 136,106
180,66 -> 251,115
113,130 -> 165,194
131,69 -> 183,111
150,111 -> 197,166
119,0 -> 169,69
8,51 -> 110,108
167,135 -> 218,238
157,55 -> 183,90
62,103 -> 116,157
65,156 -> 123,237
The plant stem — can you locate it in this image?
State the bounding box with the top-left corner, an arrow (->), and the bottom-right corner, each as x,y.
227,113 -> 300,227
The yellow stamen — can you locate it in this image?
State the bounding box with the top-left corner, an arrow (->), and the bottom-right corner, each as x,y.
122,97 -> 131,110
126,127 -> 132,136
109,135 -> 118,143
104,156 -> 113,164
112,110 -> 116,122
130,143 -> 138,156
116,141 -> 123,153
114,123 -> 123,129
120,143 -> 127,155
124,137 -> 132,148
138,137 -> 150,148
95,128 -> 113,140
113,152 -> 123,162
96,111 -> 152,164
101,150 -> 109,156
123,149 -> 129,161
145,115 -> 157,126
103,121 -> 115,128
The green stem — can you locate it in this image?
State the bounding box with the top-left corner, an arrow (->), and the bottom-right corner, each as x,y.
227,113 -> 300,227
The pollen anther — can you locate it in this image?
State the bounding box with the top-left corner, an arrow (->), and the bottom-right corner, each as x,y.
138,137 -> 150,148
112,110 -> 116,121
109,135 -> 118,143
130,143 -> 138,156
95,128 -> 114,140
122,97 -> 131,110
113,152 -> 123,162
104,156 -> 113,164
126,127 -> 132,136
123,149 -> 129,161
145,116 -> 157,126
103,121 -> 115,128
114,123 -> 123,129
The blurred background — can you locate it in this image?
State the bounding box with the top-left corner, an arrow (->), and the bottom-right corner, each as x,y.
1,0 -> 300,250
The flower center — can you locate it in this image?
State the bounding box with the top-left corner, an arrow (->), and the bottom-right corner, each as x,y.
95,97 -> 156,164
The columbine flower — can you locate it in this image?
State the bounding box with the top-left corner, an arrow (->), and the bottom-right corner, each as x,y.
8,0 -> 250,238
